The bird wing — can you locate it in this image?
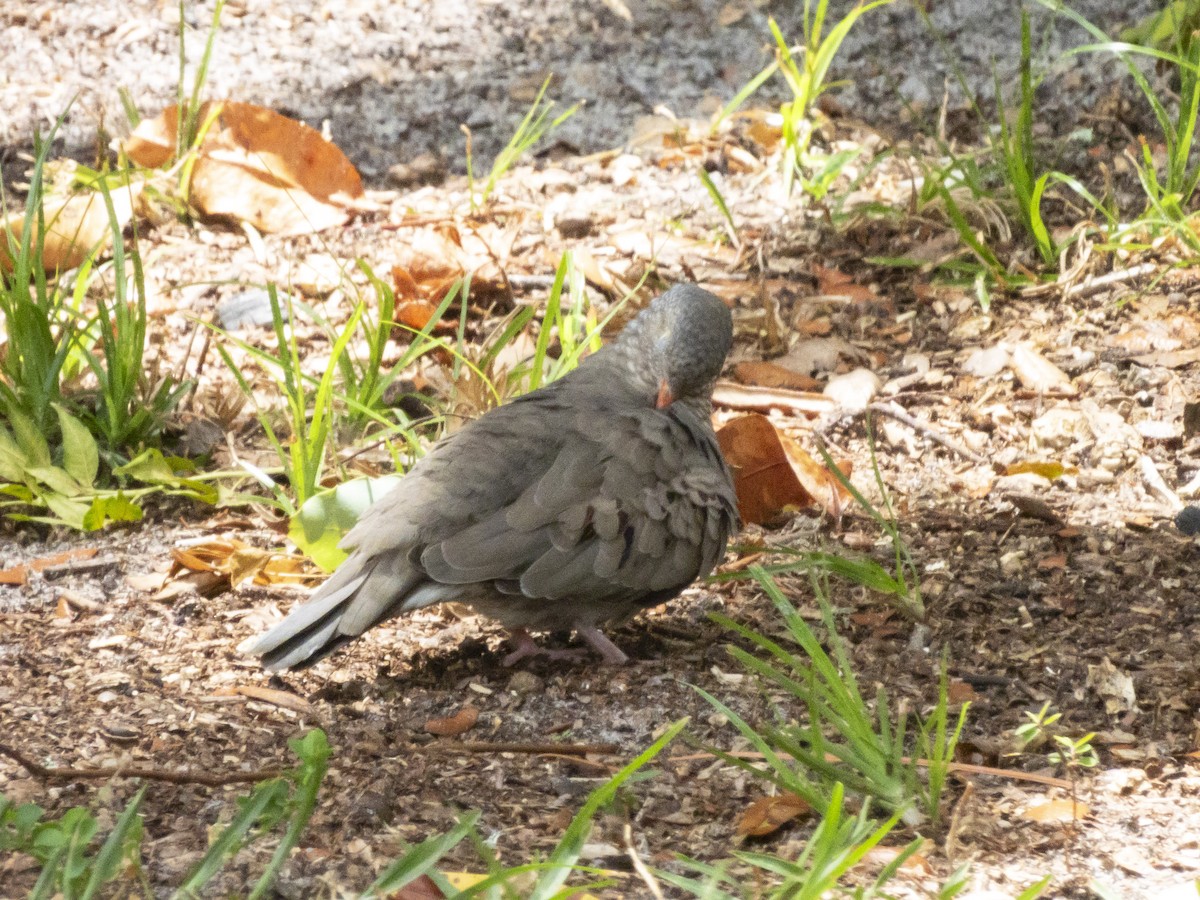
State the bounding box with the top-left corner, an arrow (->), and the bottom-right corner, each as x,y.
419,401 -> 737,606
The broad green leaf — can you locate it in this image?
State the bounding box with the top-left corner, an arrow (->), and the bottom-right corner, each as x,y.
4,406 -> 50,468
113,447 -> 175,482
40,491 -> 89,529
25,465 -> 87,497
82,494 -> 144,531
289,476 -> 401,571
0,427 -> 29,482
52,403 -> 99,487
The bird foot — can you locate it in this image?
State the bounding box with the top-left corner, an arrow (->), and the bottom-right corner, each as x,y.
501,626 -> 630,666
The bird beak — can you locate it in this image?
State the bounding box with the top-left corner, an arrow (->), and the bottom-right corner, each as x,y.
655,379 -> 675,409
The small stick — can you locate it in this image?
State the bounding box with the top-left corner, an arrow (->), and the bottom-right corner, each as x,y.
0,743 -> 287,787
1062,262 -> 1157,299
869,401 -> 989,465
432,740 -> 619,756
668,749 -> 1072,790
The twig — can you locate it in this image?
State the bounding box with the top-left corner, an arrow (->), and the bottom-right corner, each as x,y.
506,274 -> 557,291
0,743 -> 287,787
668,749 -> 1072,790
432,740 -> 619,756
868,401 -> 989,465
1062,262 -> 1157,299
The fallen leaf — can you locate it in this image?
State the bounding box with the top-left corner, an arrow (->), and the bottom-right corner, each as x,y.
125,101 -> 364,235
736,792 -> 810,837
733,361 -> 821,392
779,434 -> 853,520
813,264 -> 878,303
1,185 -> 141,274
1087,657 -> 1136,714
716,415 -> 813,525
424,706 -> 480,737
1022,799 -> 1089,823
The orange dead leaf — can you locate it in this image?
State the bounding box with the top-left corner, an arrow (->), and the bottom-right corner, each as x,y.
396,299 -> 442,331
125,101 -> 364,235
796,317 -> 833,336
733,361 -> 821,392
716,414 -> 814,525
813,264 -> 878,303
948,680 -> 980,704
1037,553 -> 1067,571
736,792 -> 811,837
1,185 -> 142,274
390,874 -> 449,899
424,706 -> 480,737
779,435 -> 853,520
1022,799 -> 1089,823
167,539 -> 313,596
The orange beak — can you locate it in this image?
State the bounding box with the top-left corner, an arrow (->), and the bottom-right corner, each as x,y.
655,379 -> 675,409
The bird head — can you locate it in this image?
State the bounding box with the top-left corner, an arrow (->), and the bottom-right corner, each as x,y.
612,284 -> 733,410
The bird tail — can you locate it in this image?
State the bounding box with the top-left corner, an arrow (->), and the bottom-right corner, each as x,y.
239,552 -> 443,670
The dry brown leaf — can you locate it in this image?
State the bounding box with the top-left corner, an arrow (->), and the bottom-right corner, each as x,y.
424,706 -> 480,737
232,684 -> 313,715
1,185 -> 141,274
395,299 -> 442,331
390,874 -> 449,899
716,414 -> 814,525
779,435 -> 853,520
736,792 -> 810,837
125,101 -> 364,235
1022,799 -> 1089,823
813,263 -> 878,303
948,680 -> 980,703
733,361 -> 822,392
0,548 -> 99,586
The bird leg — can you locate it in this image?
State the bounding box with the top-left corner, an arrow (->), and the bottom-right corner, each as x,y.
575,625 -> 630,666
501,626 -> 630,666
502,628 -> 589,666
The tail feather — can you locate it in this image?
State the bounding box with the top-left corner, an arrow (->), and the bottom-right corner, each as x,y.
240,551 -> 455,670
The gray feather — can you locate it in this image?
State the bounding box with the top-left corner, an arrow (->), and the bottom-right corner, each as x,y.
240,283 -> 739,669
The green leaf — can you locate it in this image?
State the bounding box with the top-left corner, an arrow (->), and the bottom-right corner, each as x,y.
288,476 -> 401,571
82,494 -> 144,531
113,447 -> 176,482
4,405 -> 51,468
52,403 -> 99,487
39,491 -> 90,529
25,465 -> 88,497
0,427 -> 29,482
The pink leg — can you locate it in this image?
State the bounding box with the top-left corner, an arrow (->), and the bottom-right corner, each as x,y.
502,628 -> 589,667
500,626 -> 631,666
575,625 -> 630,666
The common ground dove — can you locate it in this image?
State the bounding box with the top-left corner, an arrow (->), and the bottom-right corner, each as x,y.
241,284 -> 738,669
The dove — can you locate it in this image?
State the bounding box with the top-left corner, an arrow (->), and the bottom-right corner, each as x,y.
241,283 -> 738,669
